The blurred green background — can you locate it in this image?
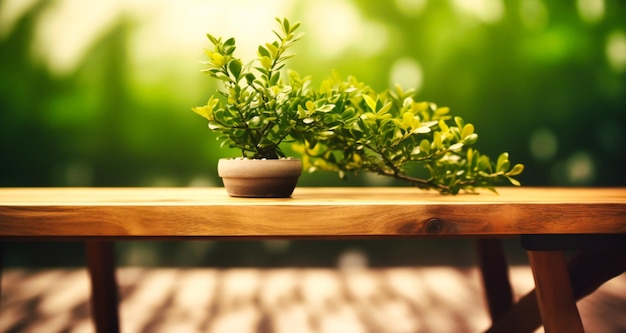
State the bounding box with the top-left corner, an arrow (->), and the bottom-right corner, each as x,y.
1,0 -> 625,267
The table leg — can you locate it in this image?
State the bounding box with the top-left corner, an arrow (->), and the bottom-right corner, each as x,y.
487,247 -> 626,333
0,242 -> 3,310
475,239 -> 513,322
85,241 -> 120,333
527,250 -> 584,333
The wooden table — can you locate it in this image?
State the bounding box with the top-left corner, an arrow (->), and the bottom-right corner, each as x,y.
1,187 -> 625,333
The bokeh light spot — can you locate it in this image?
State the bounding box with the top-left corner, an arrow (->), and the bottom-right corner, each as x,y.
389,57 -> 423,93
606,30 -> 626,73
577,0 -> 604,24
529,128 -> 558,162
519,0 -> 549,32
451,0 -> 504,24
33,0 -> 119,75
354,20 -> 390,57
337,248 -> 368,271
567,151 -> 595,186
305,0 -> 360,58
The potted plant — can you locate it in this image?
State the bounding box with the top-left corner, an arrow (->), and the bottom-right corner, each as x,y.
193,18 -> 524,196
296,72 -> 524,194
192,18 -> 329,197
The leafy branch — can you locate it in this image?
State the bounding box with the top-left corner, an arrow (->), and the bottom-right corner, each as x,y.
296,73 -> 524,194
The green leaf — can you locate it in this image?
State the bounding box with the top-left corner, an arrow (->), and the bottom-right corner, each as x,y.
463,133 -> 478,145
192,105 -> 211,120
454,116 -> 465,130
224,45 -> 236,55
245,73 -> 255,84
415,126 -> 431,134
506,176 -> 521,186
270,72 -> 280,85
420,139 -> 430,154
433,131 -> 442,148
363,95 -> 377,112
266,42 -> 279,57
377,101 -> 392,116
206,33 -> 219,46
434,107 -> 450,117
224,37 -> 235,47
210,52 -> 226,67
461,123 -> 475,139
291,22 -> 301,34
228,59 -> 242,79
449,142 -> 464,151
260,56 -> 272,70
485,186 -> 498,194
438,119 -> 449,133
258,45 -> 269,57
317,104 -> 336,112
507,163 -> 525,176
475,155 -> 492,172
496,152 -> 510,172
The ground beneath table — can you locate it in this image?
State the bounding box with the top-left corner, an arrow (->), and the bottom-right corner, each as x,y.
1,266 -> 625,333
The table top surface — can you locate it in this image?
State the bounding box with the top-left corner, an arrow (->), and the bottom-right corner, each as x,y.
1,186 -> 625,204
1,187 -> 625,238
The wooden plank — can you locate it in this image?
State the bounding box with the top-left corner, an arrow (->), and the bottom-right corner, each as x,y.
528,251 -> 584,333
0,188 -> 625,238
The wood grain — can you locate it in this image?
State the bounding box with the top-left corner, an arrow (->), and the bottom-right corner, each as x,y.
0,187 -> 625,238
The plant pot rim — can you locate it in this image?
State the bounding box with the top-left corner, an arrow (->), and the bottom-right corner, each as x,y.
217,157 -> 302,179
219,157 -> 300,162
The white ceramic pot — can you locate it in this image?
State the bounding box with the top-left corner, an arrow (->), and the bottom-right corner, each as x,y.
217,158 -> 302,198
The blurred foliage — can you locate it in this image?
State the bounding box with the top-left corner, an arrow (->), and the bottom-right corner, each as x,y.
1,0 -> 625,188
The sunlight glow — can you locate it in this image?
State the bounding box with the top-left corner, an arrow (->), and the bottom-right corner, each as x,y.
451,0 -> 504,24
304,0 -> 361,58
33,0 -> 120,75
303,0 -> 389,59
577,0 -> 604,24
129,1 -> 295,68
0,0 -> 38,37
30,0 -> 294,75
